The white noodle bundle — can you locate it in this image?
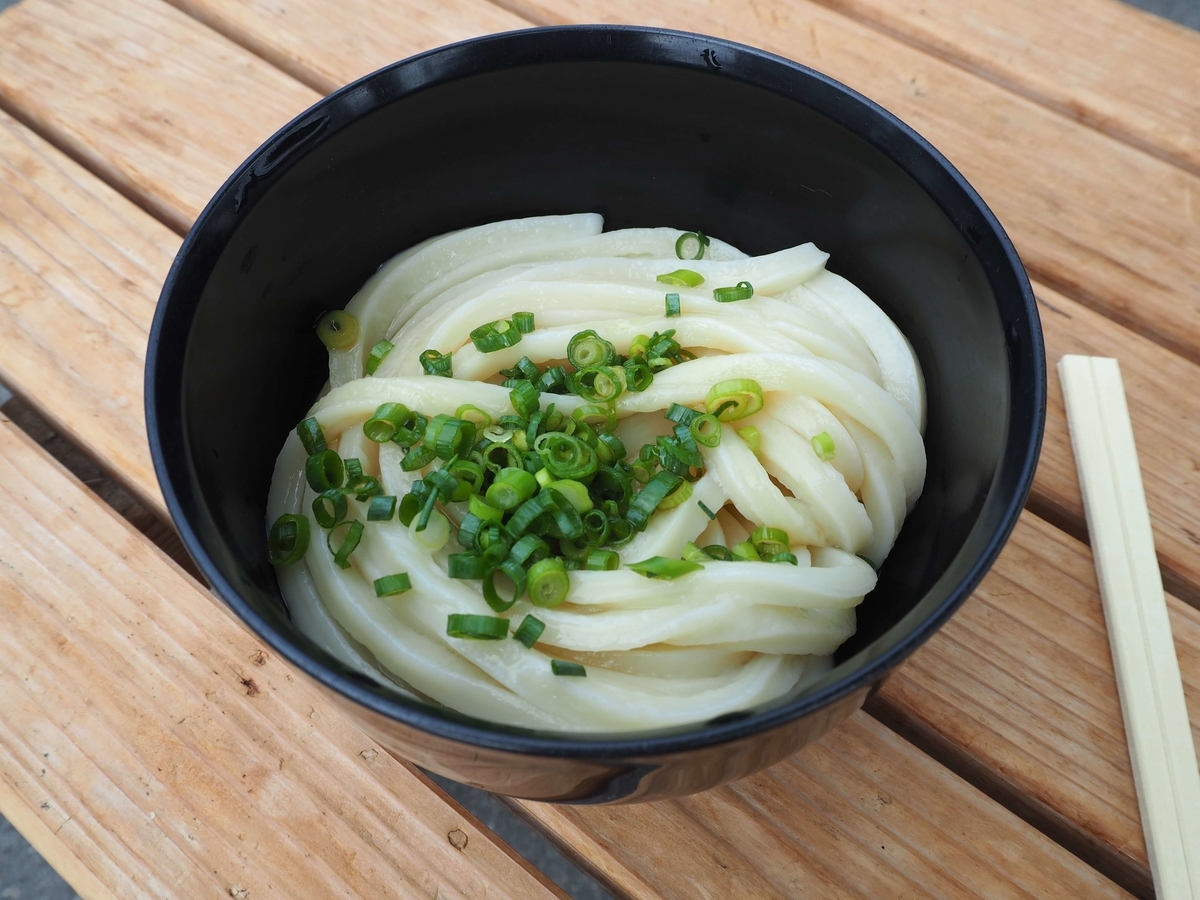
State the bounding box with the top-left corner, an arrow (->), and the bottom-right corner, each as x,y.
267,215 -> 926,732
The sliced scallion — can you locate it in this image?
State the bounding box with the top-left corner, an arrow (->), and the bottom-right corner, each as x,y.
705,378 -> 764,421
551,659 -> 586,676
713,281 -> 754,303
623,359 -> 654,392
312,489 -> 348,528
812,431 -> 835,461
674,231 -> 709,261
419,348 -> 453,377
664,292 -> 681,317
267,514 -> 309,565
296,416 -> 326,455
690,414 -> 722,448
626,471 -> 684,531
374,573 -> 412,597
367,495 -> 397,522
732,540 -> 761,561
627,556 -> 703,578
751,526 -> 790,557
470,319 -> 523,352
455,404 -> 492,428
527,557 -> 570,608
512,311 -> 535,334
657,478 -> 693,510
327,520 -> 364,569
737,425 -> 762,455
486,467 -> 538,510
656,269 -> 704,288
697,500 -> 717,520
513,615 -> 545,648
365,339 -> 394,375
446,614 -> 509,640
364,402 -> 411,443
567,330 -> 615,369
571,366 -> 625,403
584,549 -> 619,570
510,379 -> 540,418
305,450 -> 345,492
316,310 -> 359,349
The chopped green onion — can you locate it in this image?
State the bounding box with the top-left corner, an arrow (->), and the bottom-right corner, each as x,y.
455,404 -> 492,428
571,366 -> 625,403
374,573 -> 412,597
487,467 -> 538,510
365,339 -> 394,375
327,520 -> 364,569
446,614 -> 509,640
311,490 -> 347,529
706,378 -> 764,421
345,458 -> 363,481
572,403 -> 617,433
509,534 -> 551,567
538,366 -> 569,393
732,540 -> 761,561
674,231 -> 708,261
665,403 -> 700,426
595,432 -> 626,464
590,466 -> 633,509
737,425 -> 762,455
767,551 -> 799,565
585,549 -> 619,570
512,311 -> 535,334
527,557 -> 570,608
315,310 -> 359,349
698,500 -> 717,520
419,348 -> 453,377
468,493 -> 504,524
751,526 -> 790,557
429,416 -> 476,461
267,514 -> 309,565
703,544 -> 734,561
470,318 -> 523,352
296,417 -> 326,455
623,359 -> 654,392
446,459 -> 485,500
664,292 -> 681,317
401,443 -> 436,471
713,281 -> 754,303
367,495 -> 396,521
505,491 -> 559,540
812,431 -> 835,461
543,479 -> 593,513
690,414 -> 722,448
513,615 -> 545,648
626,471 -> 684,531
305,450 -> 345,491
682,542 -> 710,562
536,433 -> 598,481
656,478 -> 693,510
510,380 -> 540,418
567,330 -> 615,369
447,552 -> 491,579
656,269 -> 704,288
581,508 -> 612,544
551,659 -> 586,677
392,410 -> 428,447
346,474 -> 382,501
484,560 -> 528,612
627,556 -> 704,578
481,441 -> 522,474
364,402 -> 411,443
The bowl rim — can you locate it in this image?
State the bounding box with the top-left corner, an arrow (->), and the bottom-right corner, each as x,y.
146,24 -> 1046,759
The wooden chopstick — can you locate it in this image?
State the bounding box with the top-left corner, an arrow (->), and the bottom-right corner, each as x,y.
1059,355 -> 1200,899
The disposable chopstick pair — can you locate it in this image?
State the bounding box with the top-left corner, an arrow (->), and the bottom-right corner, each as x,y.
1059,355 -> 1200,900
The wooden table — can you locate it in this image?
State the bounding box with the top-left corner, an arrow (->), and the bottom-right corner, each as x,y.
0,0 -> 1196,896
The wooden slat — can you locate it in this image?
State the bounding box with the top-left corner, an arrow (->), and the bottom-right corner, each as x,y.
166,0 -> 528,94
514,710 -> 1130,900
0,0 -> 319,233
872,512 -> 1200,897
0,412 -> 566,900
807,0 -> 1200,176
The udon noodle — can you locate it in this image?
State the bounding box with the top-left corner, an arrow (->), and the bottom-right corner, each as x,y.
267,214 -> 926,732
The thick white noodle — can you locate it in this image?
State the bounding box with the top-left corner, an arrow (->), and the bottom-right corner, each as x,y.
270,215 -> 926,732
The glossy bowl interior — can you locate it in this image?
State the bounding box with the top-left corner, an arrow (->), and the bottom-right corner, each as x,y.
147,26 -> 1044,802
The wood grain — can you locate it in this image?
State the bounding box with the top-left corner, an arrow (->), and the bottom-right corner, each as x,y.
0,0 -> 319,233
513,710 -> 1131,899
166,0 -> 528,94
0,413 -> 567,900
872,512 -> 1200,897
808,0 -> 1200,176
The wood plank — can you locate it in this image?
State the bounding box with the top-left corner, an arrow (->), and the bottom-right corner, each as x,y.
871,511 -> 1200,897
0,0 -> 319,233
512,710 -> 1131,900
0,413 -> 566,900
807,0 -> 1200,176
165,0 -> 528,94
481,0 -> 1200,367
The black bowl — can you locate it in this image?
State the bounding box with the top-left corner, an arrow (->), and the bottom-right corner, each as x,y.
147,26 -> 1044,803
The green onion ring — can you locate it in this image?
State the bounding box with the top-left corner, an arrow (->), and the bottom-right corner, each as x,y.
327,520 -> 364,569
705,378 -> 765,422
655,269 -> 704,288
267,514 -> 310,565
627,556 -> 704,578
712,281 -> 754,303
446,614 -> 509,640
